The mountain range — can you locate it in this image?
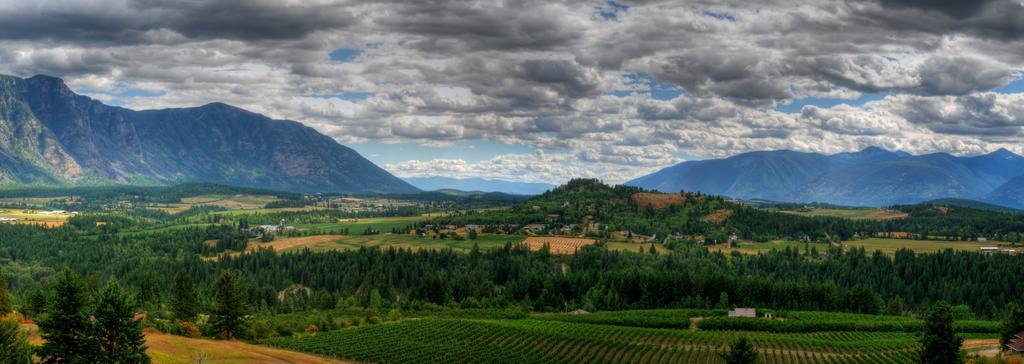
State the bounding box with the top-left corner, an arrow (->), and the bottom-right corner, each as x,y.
403,176 -> 555,195
0,74 -> 417,193
627,147 -> 1024,209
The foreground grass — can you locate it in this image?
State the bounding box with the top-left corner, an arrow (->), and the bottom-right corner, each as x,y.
23,323 -> 347,364
146,330 -> 348,364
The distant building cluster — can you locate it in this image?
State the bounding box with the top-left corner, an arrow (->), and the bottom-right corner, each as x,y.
979,246 -> 1018,255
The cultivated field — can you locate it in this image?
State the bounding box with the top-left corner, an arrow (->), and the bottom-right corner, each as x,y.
709,238 -> 1002,256
148,194 -> 281,213
780,208 -> 908,220
707,241 -> 814,255
0,209 -> 71,227
844,238 -> 997,255
262,318 -> 940,364
523,236 -> 596,254
293,216 -> 425,235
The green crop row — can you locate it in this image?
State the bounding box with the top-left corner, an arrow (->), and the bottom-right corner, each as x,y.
533,309 -> 725,329
697,316 -> 999,334
262,318 -> 925,363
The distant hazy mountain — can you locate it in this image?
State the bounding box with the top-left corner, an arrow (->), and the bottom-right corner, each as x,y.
986,175 -> 1024,210
404,176 -> 555,195
627,147 -> 1024,207
0,74 -> 417,193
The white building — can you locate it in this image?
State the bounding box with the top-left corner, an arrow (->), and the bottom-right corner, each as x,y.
728,308 -> 757,318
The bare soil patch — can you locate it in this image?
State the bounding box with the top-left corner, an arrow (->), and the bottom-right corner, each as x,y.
702,209 -> 734,224
631,193 -> 686,210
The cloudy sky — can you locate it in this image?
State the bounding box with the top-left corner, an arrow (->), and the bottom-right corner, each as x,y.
2,0 -> 1024,184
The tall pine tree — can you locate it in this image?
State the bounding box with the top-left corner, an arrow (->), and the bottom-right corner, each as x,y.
919,301 -> 963,364
94,281 -> 150,363
0,267 -> 12,315
171,271 -> 200,322
38,268 -> 98,363
1000,303 -> 1024,348
210,271 -> 248,340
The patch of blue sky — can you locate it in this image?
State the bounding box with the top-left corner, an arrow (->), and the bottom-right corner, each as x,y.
994,74 -> 1024,93
703,10 -> 736,21
350,139 -> 535,165
77,84 -> 166,106
598,0 -> 628,20
775,92 -> 888,114
329,48 -> 362,63
612,73 -> 683,100
311,92 -> 375,102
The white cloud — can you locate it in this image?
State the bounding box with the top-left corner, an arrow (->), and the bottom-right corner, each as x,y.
1,0 -> 1023,184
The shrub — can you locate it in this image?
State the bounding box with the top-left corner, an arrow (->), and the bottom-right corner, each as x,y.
177,321 -> 202,338
388,309 -> 402,322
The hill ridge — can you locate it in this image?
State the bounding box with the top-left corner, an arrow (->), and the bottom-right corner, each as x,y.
627,147 -> 1024,209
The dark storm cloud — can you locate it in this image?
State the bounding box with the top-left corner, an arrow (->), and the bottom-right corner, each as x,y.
876,0 -> 999,19
0,0 -> 355,44
374,0 -> 585,52
645,51 -> 792,101
914,57 -> 1014,95
137,0 -> 357,41
853,0 -> 1024,41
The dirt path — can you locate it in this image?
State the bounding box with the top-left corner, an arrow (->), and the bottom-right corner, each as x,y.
963,338 -> 1001,358
146,331 -> 350,364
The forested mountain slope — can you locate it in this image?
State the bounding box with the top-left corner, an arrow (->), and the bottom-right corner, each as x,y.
0,74 -> 417,193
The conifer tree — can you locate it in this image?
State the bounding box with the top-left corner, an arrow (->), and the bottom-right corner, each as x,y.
1000,303 -> 1024,348
0,267 -> 12,316
919,301 -> 963,364
24,285 -> 49,320
721,336 -> 757,364
94,281 -> 150,363
38,268 -> 98,363
210,271 -> 248,340
171,271 -> 200,322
